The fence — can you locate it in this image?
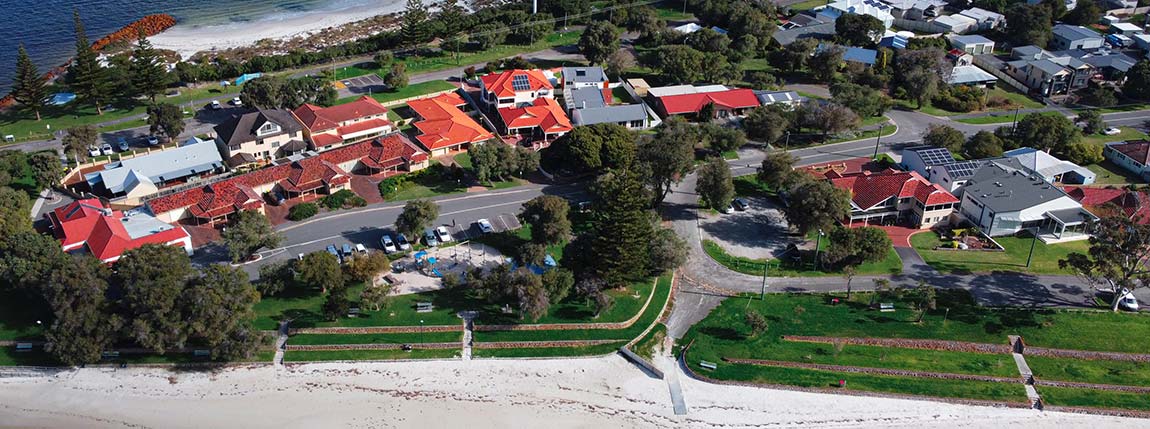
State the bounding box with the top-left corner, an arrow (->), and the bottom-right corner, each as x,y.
972,54 -> 1030,94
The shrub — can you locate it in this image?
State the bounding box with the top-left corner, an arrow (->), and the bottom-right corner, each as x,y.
287,202 -> 319,221
931,85 -> 985,113
321,189 -> 359,210
378,176 -> 406,199
985,95 -> 1018,109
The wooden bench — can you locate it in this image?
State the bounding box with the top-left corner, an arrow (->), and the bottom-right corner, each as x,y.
15,343 -> 32,352
101,351 -> 120,360
193,349 -> 210,358
699,361 -> 717,370
879,303 -> 895,312
348,307 -> 361,318
416,302 -> 434,313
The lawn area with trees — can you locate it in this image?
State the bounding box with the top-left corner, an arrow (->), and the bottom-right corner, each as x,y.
909,231 -> 1085,275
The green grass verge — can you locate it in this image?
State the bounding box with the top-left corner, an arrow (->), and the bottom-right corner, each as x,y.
1087,159 -> 1146,185
283,348 -> 459,362
701,239 -> 902,277
787,0 -> 830,10
453,152 -> 473,169
733,175 -> 773,197
473,341 -> 624,358
1080,126 -> 1148,147
1040,386 -> 1150,411
0,289 -> 45,341
1028,355 -> 1150,386
825,124 -> 896,145
632,323 -> 667,361
955,115 -> 1017,125
289,332 -> 462,345
910,232 -> 1086,275
727,341 -> 1020,378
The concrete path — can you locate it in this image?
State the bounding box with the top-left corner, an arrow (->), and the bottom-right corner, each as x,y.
273,321 -> 289,366
662,349 -> 688,415
1008,335 -> 1041,409
461,316 -> 474,361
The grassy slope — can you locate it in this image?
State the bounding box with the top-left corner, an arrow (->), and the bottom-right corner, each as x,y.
910,232 -> 1086,275
472,341 -> 624,358
284,348 -> 459,362
702,239 -> 903,277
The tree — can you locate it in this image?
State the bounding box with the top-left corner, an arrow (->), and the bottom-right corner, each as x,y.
396,199 -> 439,237
541,268 -> 575,304
744,106 -> 792,145
784,180 -> 851,236
28,151 -> 63,198
842,265 -> 857,300
401,0 -> 431,45
745,310 -> 768,336
835,14 -> 884,47
912,281 -> 937,323
257,260 -> 295,297
1077,110 -> 1106,135
116,244 -> 194,353
10,45 -> 47,121
654,45 -> 705,84
1063,141 -> 1104,165
688,28 -> 732,59
605,49 -> 635,79
579,21 -> 621,65
696,157 -> 735,210
147,103 -> 185,140
298,251 -> 343,293
576,277 -> 613,317
239,76 -> 282,108
510,268 -> 548,321
809,45 -> 844,82
221,210 -> 282,263
1005,3 -> 1052,47
129,30 -> 170,102
1078,85 -> 1118,107
639,117 -> 696,207
1123,60 -> 1150,101
801,102 -> 860,138
1061,215 -> 1150,311
964,131 -> 1004,159
1015,112 -> 1081,156
697,102 -> 716,122
182,265 -> 263,360
772,38 -> 818,73
384,62 -> 409,90
521,195 -> 571,246
588,170 -> 653,286
649,226 -> 688,275
0,231 -> 65,292
0,188 -> 33,239
345,251 -> 389,285
923,124 -> 965,153
698,123 -> 746,153
1041,0 -> 1068,20
42,255 -> 119,366
62,125 -> 98,161
894,48 -> 951,109
360,282 -> 393,311
830,82 -> 891,118
67,11 -> 112,114
826,226 -> 892,267
758,150 -> 800,191
322,281 -> 351,321
1064,0 -> 1103,26
373,50 -> 393,68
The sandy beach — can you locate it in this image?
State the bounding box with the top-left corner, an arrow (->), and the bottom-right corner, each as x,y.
0,354 -> 1144,428
150,2 -> 409,60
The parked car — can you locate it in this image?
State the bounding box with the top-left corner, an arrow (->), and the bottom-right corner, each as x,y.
297,253 -> 305,261
1118,288 -> 1140,311
477,218 -> 494,234
423,228 -> 440,247
435,226 -> 453,243
1104,127 -> 1122,136
720,204 -> 734,214
355,243 -> 367,254
231,97 -> 243,106
326,244 -> 342,263
269,190 -> 286,206
210,100 -> 222,110
732,198 -> 750,211
146,135 -> 159,146
116,137 -> 129,152
100,143 -> 114,156
88,146 -> 101,157
342,243 -> 353,257
396,233 -> 412,250
381,235 -> 398,253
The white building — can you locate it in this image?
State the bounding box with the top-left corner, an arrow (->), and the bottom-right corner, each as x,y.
959,163 -> 1094,241
818,0 -> 895,28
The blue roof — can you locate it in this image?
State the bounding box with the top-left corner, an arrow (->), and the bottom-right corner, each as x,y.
879,35 -> 908,50
844,47 -> 878,65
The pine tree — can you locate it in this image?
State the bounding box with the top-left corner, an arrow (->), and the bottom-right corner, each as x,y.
589,169 -> 653,287
401,0 -> 430,46
67,10 -> 112,114
11,45 -> 47,121
129,29 -> 170,102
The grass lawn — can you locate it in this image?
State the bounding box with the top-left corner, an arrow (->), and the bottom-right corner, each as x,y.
1040,386 -> 1150,411
631,323 -> 667,361
1080,126 -> 1148,147
335,80 -> 456,106
0,289 -> 46,341
289,332 -> 462,345
955,114 -> 1017,125
1028,355 -> 1150,387
899,88 -> 1044,117
692,363 -> 1027,403
910,232 -> 1086,275
653,2 -> 694,20
0,349 -> 56,366
733,175 -> 773,197
473,341 -> 624,358
702,239 -> 903,277
788,0 -> 831,10
453,152 -> 473,169
825,124 -> 896,145
1087,160 -> 1145,185
283,348 -> 459,362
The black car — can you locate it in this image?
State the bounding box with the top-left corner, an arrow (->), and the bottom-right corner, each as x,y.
732,198 -> 750,211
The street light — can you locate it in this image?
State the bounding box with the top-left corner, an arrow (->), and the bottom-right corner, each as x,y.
420,319 -> 425,345
1025,226 -> 1039,268
813,229 -> 826,270
872,127 -> 883,160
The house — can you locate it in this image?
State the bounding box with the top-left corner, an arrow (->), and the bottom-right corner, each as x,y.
958,7 -> 1005,31
1057,49 -> 1139,81
1006,46 -> 1093,97
1103,140 -> 1150,180
773,13 -> 837,46
885,0 -> 945,22
818,0 -> 895,28
1050,24 -> 1105,51
824,169 -> 959,229
958,163 -> 1095,240
148,135 -> 428,225
948,65 -> 998,87
46,198 -> 192,264
407,92 -> 495,157
925,159 -> 993,192
754,90 -> 805,109
647,85 -> 760,119
567,87 -> 650,129
949,35 -> 995,55
495,97 -> 573,144
478,69 -> 554,110
213,109 -> 306,169
671,23 -> 728,34
1110,22 -> 1144,36
1005,147 -> 1096,184
1028,0 -> 1077,11
1065,186 -> 1150,223
900,145 -> 956,179
1106,0 -> 1138,8
879,34 -> 909,50
84,141 -> 224,201
292,96 -> 393,152
561,66 -> 608,89
818,44 -> 879,67
932,14 -> 978,34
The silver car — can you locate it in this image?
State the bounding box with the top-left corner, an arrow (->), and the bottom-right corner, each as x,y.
381,235 -> 398,254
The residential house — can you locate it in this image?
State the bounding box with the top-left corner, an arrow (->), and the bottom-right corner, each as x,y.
754,90 -> 805,109
885,0 -> 945,22
1103,140 -> 1150,180
949,65 -> 998,87
958,163 -> 1095,240
1005,147 -> 1096,184
647,85 -> 760,119
900,145 -> 956,179
1050,24 -> 1105,51
1006,46 -> 1093,96
1110,22 -> 1144,36
672,23 -> 729,34
46,198 -> 192,264
213,109 -> 306,169
495,97 -> 573,146
949,34 -> 995,55
1065,186 -> 1150,224
818,0 -> 895,28
292,96 -> 393,152
824,169 -> 960,229
932,14 -> 978,34
478,69 -> 554,110
84,140 -> 224,202
926,159 -> 993,193
818,44 -> 879,67
1028,0 -> 1077,11
567,87 -> 650,129
1056,49 -> 1139,82
958,7 -> 1005,31
879,34 -> 909,50
561,66 -> 608,89
773,14 -> 836,46
1106,0 -> 1138,8
407,92 -> 495,157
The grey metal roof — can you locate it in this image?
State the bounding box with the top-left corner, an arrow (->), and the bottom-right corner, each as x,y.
941,160 -> 985,179
1079,52 -> 1137,72
213,109 -> 302,147
1012,45 -> 1046,60
948,65 -> 998,85
1045,207 -> 1095,225
754,90 -> 804,105
569,87 -> 607,109
963,165 -> 1071,213
773,22 -> 836,46
561,67 -> 607,85
571,104 -> 648,126
85,141 -> 223,194
1053,24 -> 1103,42
951,35 -> 994,46
1032,59 -> 1068,76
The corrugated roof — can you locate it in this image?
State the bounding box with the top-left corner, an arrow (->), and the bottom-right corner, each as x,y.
85,141 -> 223,194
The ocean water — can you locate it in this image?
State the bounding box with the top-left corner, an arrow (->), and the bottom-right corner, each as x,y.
0,0 -> 381,94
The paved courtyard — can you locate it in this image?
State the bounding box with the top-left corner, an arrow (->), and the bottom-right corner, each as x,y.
698,195 -> 793,260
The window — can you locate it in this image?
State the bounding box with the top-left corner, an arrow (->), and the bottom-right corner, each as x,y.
256,139 -> 265,145
271,141 -> 280,148
630,120 -> 644,128
499,98 -> 514,104
257,122 -> 280,136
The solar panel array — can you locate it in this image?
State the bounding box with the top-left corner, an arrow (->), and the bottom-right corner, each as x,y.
912,146 -> 956,166
944,160 -> 983,179
512,74 -> 531,91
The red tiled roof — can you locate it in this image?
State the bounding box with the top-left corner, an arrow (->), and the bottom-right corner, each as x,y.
292,96 -> 389,132
311,132 -> 343,147
1065,186 -> 1150,224
480,69 -> 552,98
1107,140 -> 1150,166
408,93 -> 494,150
149,164 -> 287,216
337,117 -> 392,136
497,98 -> 572,134
827,169 -> 958,210
49,198 -> 190,262
656,88 -> 760,115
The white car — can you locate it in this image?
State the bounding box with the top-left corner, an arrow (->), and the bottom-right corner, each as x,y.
396,233 -> 412,250
1103,127 -> 1122,136
380,235 -> 398,254
100,143 -> 114,156
146,135 -> 159,146
435,226 -> 453,243
720,204 -> 734,214
231,97 -> 243,106
355,243 -> 367,254
477,219 -> 494,234
1118,289 -> 1140,311
88,146 -> 101,157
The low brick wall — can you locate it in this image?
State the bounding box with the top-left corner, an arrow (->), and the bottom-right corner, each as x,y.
1035,378 -> 1150,394
290,325 -> 462,335
472,340 -> 619,349
286,342 -> 460,351
782,336 -> 1012,355
1025,346 -> 1150,363
723,358 -> 1021,384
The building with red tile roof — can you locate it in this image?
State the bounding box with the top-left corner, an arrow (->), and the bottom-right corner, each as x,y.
479,69 -> 554,109
148,134 -> 429,225
495,97 -> 572,144
825,169 -> 959,229
1064,186 -> 1150,224
47,198 -> 192,263
408,92 -> 495,157
1103,140 -> 1150,181
647,85 -> 760,119
292,96 -> 393,152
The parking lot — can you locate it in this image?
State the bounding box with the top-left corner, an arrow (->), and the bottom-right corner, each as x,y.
341,74 -> 386,96
698,195 -> 794,260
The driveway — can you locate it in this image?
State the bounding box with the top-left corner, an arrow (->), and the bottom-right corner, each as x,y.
697,195 -> 790,260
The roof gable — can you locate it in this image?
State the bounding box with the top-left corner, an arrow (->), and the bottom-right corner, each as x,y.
481,69 -> 553,98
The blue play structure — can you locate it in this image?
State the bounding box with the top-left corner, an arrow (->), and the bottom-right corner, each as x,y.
507,254 -> 557,275
49,92 -> 75,105
235,73 -> 262,85
414,251 -> 444,277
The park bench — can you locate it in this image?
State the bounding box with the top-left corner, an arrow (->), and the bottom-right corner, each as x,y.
348,307 -> 361,318
193,349 -> 210,358
879,303 -> 895,312
101,351 -> 120,360
699,361 -> 717,370
15,343 -> 32,352
416,302 -> 434,313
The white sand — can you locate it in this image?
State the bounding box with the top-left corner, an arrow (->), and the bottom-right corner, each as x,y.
0,355 -> 1143,428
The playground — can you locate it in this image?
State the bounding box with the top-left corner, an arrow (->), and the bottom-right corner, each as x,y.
387,242 -> 508,296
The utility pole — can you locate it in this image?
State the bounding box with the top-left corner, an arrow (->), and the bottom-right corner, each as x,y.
1025,227 -> 1039,268
761,262 -> 769,300
813,229 -> 825,270
784,131 -> 790,151
872,127 -> 883,159
1011,107 -> 1021,136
